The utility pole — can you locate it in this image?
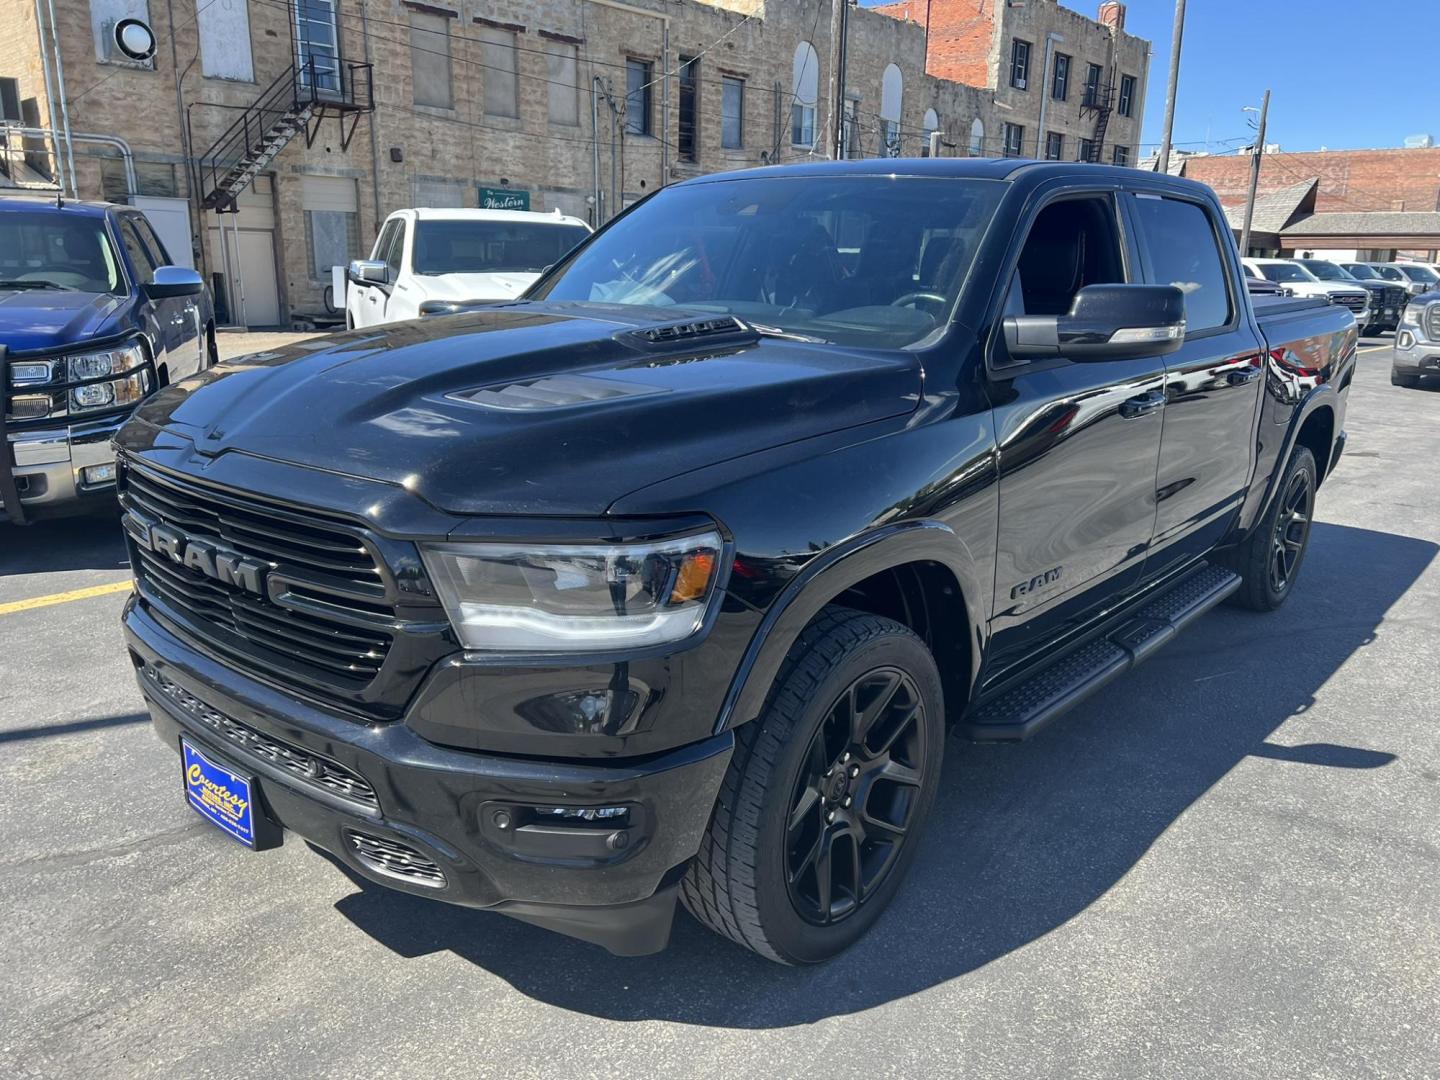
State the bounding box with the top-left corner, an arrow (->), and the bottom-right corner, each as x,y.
1238,89 -> 1270,260
828,0 -> 849,159
1155,0 -> 1185,174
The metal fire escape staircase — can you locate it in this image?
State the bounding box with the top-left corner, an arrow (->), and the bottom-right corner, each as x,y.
196,58 -> 373,213
1080,79 -> 1115,163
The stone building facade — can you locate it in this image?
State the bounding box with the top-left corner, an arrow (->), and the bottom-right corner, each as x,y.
1,0 -> 1149,327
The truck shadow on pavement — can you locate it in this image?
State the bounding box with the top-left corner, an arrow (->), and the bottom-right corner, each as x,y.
0,513 -> 129,576
327,522 -> 1435,1029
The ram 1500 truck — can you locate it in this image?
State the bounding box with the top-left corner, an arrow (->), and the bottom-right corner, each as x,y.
1,195 -> 213,524
116,160 -> 1354,964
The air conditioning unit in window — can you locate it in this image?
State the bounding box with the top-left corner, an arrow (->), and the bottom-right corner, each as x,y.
1014,77 -> 1027,90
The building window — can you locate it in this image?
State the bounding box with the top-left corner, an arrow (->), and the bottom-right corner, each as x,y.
1003,122 -> 1025,158
881,64 -> 903,157
1052,53 -> 1070,100
969,117 -> 984,157
625,59 -> 653,136
197,0 -> 254,81
1083,62 -> 1103,106
678,55 -> 699,162
1112,145 -> 1130,167
921,107 -> 940,156
303,193 -> 359,282
1010,39 -> 1031,89
721,75 -> 744,149
1118,74 -> 1136,118
479,27 -> 519,118
295,0 -> 339,93
546,41 -> 579,126
91,0 -> 156,68
0,78 -> 20,122
842,98 -> 860,158
1044,131 -> 1064,161
791,41 -> 819,147
410,12 -> 452,109
1077,137 -> 1096,162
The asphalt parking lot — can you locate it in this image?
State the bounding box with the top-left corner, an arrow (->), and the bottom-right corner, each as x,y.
1,333 -> 1437,1079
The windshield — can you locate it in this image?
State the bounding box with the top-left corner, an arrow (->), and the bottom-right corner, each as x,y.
1344,264 -> 1381,280
0,211 -> 124,294
532,176 -> 1007,349
1398,264 -> 1439,282
1373,265 -> 1405,281
1299,260 -> 1353,281
411,220 -> 591,275
1257,262 -> 1314,283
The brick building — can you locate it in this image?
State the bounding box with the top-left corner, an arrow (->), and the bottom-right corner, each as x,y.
873,0 -> 1149,166
2,0 -> 1149,328
1181,147 -> 1440,259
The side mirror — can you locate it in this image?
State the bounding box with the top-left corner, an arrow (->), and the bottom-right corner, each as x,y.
348,259 -> 389,285
1003,284 -> 1187,362
144,266 -> 203,300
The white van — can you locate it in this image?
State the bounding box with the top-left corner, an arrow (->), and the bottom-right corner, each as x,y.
343,208 -> 592,328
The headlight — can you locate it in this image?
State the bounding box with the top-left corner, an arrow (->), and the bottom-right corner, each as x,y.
421,530 -> 724,652
1402,302 -> 1429,327
67,342 -> 146,381
70,369 -> 151,413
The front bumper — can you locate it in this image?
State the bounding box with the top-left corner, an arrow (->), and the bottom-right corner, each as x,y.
1392,332 -> 1440,374
124,598 -> 734,955
2,413 -> 126,522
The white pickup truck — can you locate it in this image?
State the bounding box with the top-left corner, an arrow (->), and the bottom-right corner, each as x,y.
342,208 -> 591,328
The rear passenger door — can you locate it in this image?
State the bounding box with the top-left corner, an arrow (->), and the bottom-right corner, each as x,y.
984,191 -> 1167,680
1126,191 -> 1265,580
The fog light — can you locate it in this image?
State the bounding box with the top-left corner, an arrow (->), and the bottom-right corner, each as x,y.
81,463 -> 117,487
7,394 -> 52,420
1398,331 -> 1415,349
538,806 -> 629,823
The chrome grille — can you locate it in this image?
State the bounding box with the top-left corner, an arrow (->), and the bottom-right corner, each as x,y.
148,668 -> 379,810
1426,302 -> 1440,342
120,459 -> 394,695
1332,292 -> 1367,314
348,832 -> 447,888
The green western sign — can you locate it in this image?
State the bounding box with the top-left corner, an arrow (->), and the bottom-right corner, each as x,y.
478,187 -> 530,211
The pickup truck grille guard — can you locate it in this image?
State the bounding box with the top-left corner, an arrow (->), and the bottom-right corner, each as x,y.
0,346 -> 24,525
119,456 -> 445,720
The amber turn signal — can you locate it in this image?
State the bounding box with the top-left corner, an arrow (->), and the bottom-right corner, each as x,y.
670,551 -> 717,604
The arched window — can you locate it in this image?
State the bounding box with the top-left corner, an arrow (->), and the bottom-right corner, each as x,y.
791,42 -> 819,147
969,117 -> 985,157
921,107 -> 940,156
880,64 -> 903,157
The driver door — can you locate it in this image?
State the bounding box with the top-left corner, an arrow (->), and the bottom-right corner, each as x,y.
983,191 -> 1167,683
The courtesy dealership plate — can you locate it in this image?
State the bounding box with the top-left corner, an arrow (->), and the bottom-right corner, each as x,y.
181,739 -> 280,849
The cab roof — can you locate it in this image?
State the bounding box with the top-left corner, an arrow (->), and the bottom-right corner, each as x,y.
0,194 -> 116,218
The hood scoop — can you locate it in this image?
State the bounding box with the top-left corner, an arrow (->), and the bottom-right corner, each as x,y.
450,373 -> 667,411
630,315 -> 751,347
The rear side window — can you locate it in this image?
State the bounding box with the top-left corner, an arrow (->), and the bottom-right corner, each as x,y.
1131,195 -> 1232,333
385,221 -> 406,275
372,219 -> 398,262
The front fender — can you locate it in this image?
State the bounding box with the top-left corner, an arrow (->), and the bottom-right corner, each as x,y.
713,520 -> 985,735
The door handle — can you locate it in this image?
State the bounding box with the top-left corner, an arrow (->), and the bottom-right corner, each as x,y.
1227,366 -> 1262,386
1119,390 -> 1166,418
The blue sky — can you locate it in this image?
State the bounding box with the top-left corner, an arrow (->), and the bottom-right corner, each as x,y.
861,0 -> 1440,155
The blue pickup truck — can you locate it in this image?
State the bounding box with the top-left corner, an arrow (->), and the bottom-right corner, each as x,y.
1,195 -> 215,523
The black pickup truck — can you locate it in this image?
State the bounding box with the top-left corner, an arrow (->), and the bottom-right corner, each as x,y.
115,160 -> 1354,964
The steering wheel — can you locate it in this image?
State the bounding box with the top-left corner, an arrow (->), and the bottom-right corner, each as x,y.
890,291 -> 947,310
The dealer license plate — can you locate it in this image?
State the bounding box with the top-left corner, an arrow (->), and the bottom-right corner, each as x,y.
182,739 -> 269,848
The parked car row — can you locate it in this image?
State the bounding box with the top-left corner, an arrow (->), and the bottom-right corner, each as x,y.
1241,257 -> 1431,336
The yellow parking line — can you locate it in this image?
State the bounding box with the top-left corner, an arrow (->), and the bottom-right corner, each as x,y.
1358,344 -> 1393,354
0,579 -> 133,617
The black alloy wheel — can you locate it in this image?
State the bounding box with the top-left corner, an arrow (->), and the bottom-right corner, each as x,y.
1268,466 -> 1313,595
785,668 -> 928,926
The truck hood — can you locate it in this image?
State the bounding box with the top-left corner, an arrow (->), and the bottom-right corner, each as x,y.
0,288 -> 128,353
412,271 -> 539,301
125,304 -> 922,516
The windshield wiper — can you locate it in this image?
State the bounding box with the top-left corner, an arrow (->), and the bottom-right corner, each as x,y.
0,279 -> 76,291
747,321 -> 828,344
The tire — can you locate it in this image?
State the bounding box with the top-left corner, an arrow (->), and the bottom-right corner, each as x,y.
1229,446 -> 1317,612
681,607 -> 945,964
1391,368 -> 1421,388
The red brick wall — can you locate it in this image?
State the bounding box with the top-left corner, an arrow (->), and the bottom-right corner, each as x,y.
1183,148 -> 1440,214
873,0 -> 998,87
